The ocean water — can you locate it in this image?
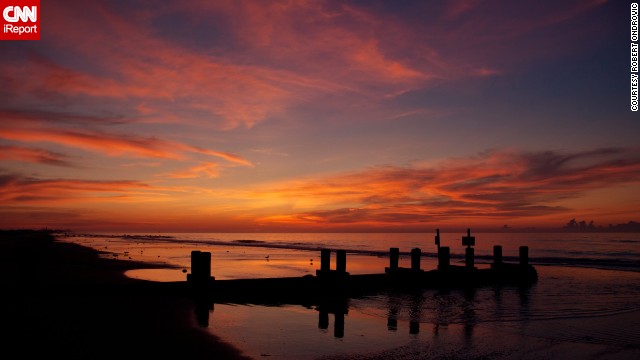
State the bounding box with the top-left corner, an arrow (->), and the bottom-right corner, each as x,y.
62,232 -> 640,359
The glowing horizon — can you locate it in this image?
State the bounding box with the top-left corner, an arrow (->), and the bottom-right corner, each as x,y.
1,0 -> 639,232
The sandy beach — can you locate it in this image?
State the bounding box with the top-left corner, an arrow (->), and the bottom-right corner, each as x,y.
0,229 -> 250,359
3,230 -> 640,359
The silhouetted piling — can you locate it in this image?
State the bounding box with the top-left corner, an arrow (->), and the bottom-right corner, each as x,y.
411,248 -> 421,272
434,228 -> 441,249
389,247 -> 399,271
189,250 -> 211,283
465,247 -> 475,269
196,232 -> 538,307
320,249 -> 331,272
438,246 -> 450,270
519,246 -> 529,266
188,250 -> 214,296
336,250 -> 347,274
190,250 -> 200,277
317,248 -> 349,285
493,245 -> 503,268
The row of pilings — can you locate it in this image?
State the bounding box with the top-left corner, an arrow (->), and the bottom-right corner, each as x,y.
187,247 -> 536,305
382,244 -> 530,274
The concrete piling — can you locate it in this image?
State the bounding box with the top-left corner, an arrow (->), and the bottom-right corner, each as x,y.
465,247 -> 475,269
493,245 -> 503,268
411,248 -> 421,272
190,250 -> 211,282
389,247 -> 399,271
438,246 -> 450,270
519,246 -> 529,266
336,250 -> 347,274
190,250 -> 201,279
320,249 -> 331,272
188,250 -> 214,296
317,248 -> 350,280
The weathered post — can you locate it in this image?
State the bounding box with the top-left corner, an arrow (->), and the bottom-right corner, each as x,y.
465,247 -> 474,269
336,250 -> 347,274
188,250 -> 214,298
411,248 -> 421,272
493,245 -> 503,268
438,246 -> 450,270
320,248 -> 331,272
435,228 -> 441,249
201,251 -> 211,280
190,250 -> 211,283
190,250 -> 201,281
389,247 -> 399,271
519,246 -> 529,266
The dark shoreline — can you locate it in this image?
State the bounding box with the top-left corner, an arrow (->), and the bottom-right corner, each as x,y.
0,229 -> 250,359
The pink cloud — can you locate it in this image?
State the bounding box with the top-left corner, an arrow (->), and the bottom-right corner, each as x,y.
0,145 -> 75,167
250,148 -> 640,227
0,127 -> 182,160
1,0 -> 608,134
0,126 -> 253,168
445,0 -> 482,19
162,162 -> 220,179
0,174 -> 153,204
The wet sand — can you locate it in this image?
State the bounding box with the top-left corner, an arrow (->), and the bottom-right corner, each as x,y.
13,231 -> 640,359
0,230 -> 251,359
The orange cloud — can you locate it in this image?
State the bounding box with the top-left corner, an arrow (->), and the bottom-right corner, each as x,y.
2,0 -> 607,133
0,145 -> 75,167
0,127 -> 182,160
162,162 -> 219,179
0,174 -> 153,204
2,147 -> 635,231
0,0 -> 435,133
190,147 -> 255,168
0,126 -> 253,168
246,148 -> 640,228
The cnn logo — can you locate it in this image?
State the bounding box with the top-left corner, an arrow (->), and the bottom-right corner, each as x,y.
3,6 -> 37,22
1,1 -> 40,40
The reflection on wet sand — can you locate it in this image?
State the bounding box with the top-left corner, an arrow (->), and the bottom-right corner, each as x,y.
316,298 -> 349,338
195,284 -> 533,344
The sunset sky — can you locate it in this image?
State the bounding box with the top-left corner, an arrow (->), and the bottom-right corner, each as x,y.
1,0 -> 639,232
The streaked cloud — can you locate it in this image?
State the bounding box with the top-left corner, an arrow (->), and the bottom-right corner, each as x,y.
162,162 -> 220,179
0,0 -> 630,231
0,126 -> 253,167
249,148 -> 640,228
0,145 -> 75,167
0,173 -> 153,204
6,0 -> 604,132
